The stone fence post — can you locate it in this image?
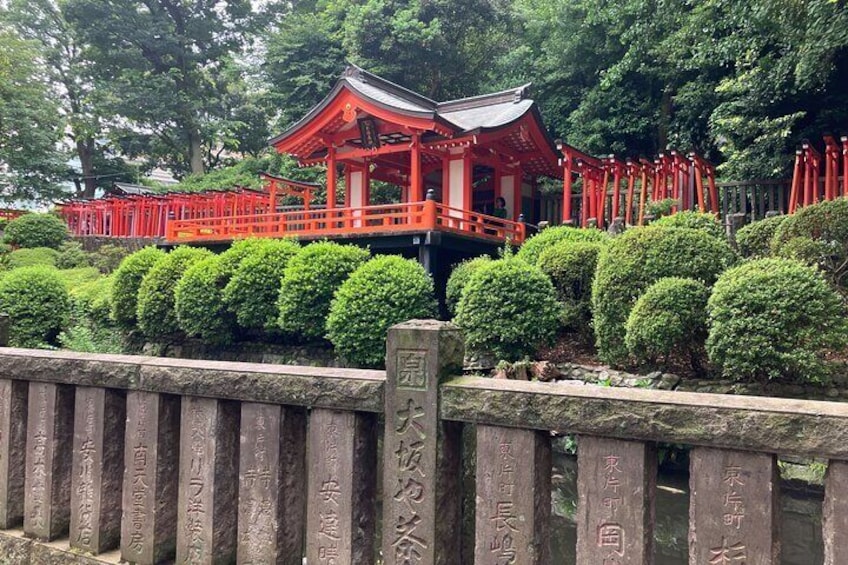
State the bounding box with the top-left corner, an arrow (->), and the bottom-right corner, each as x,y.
384,320 -> 465,565
0,314 -> 9,347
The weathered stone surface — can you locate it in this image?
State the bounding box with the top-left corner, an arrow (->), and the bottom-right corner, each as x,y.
576,436 -> 656,564
441,377 -> 848,459
0,379 -> 27,528
823,460 -> 848,564
474,425 -> 551,565
23,383 -> 74,541
689,448 -> 779,565
383,320 -> 464,565
70,387 -> 125,554
237,402 -> 306,565
306,408 -> 377,565
0,349 -> 385,412
176,397 -> 239,564
0,530 -> 32,565
120,391 -> 180,565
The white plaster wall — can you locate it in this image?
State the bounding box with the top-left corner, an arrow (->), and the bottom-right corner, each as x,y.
449,159 -> 464,219
501,175 -> 517,219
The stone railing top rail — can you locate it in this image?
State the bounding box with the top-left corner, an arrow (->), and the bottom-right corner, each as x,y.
0,348 -> 386,412
442,376 -> 848,459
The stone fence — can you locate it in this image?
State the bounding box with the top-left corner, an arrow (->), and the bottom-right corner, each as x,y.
1,320 -> 848,564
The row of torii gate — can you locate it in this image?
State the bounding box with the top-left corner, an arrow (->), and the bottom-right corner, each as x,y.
55,136 -> 848,240
557,142 -> 718,228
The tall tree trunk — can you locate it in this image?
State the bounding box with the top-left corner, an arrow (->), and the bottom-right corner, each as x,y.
76,137 -> 98,198
188,128 -> 205,175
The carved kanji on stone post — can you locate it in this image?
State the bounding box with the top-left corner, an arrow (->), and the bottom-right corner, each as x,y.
383,319 -> 464,565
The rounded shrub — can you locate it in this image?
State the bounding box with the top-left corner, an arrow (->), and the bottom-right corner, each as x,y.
326,256 -> 437,368
774,236 -> 829,267
57,267 -> 102,290
277,242 -> 370,340
592,226 -> 737,365
538,241 -> 603,329
3,213 -> 67,249
707,258 -> 848,381
90,244 -> 129,273
445,256 -> 492,317
652,211 -> 724,240
70,276 -> 115,328
515,225 -> 608,266
645,198 -> 677,219
55,241 -> 92,269
136,246 -> 214,337
3,247 -> 60,269
0,266 -> 70,347
734,215 -> 786,258
625,277 -> 709,367
455,258 -> 560,361
772,198 -> 848,289
110,246 -> 167,327
223,239 -> 300,332
174,239 -> 276,344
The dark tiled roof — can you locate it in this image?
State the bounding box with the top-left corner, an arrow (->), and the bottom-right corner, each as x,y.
269,64 -> 543,144
111,182 -> 157,196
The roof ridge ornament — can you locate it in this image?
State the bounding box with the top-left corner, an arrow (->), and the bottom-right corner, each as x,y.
514,84 -> 531,103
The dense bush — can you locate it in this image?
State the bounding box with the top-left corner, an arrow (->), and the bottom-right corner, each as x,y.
57,267 -> 102,290
110,246 -> 167,327
136,246 -> 213,337
515,225 -> 608,266
772,198 -> 848,289
223,239 -> 300,332
734,215 -> 786,258
91,244 -> 129,273
538,241 -> 603,330
60,276 -> 122,353
0,266 -> 70,347
56,241 -> 92,269
592,226 -> 736,365
652,211 -> 724,240
2,213 -> 67,249
625,277 -> 710,368
455,258 -> 560,361
774,236 -> 829,267
707,258 -> 847,381
3,247 -> 60,269
445,256 -> 492,317
174,239 -> 275,344
645,198 -> 677,219
277,242 -> 370,339
175,255 -> 234,344
326,256 -> 437,367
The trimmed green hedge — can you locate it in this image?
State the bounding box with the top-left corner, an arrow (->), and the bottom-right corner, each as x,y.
3,247 -> 60,269
2,213 -> 67,249
707,258 -> 847,381
223,239 -> 301,332
0,266 -> 70,347
111,246 -> 167,328
735,215 -> 786,258
515,225 -> 608,266
592,226 -> 736,365
326,256 -> 437,368
455,258 -> 560,361
56,241 -> 92,269
137,246 -> 213,337
625,277 -> 709,367
538,240 -> 603,330
445,256 -> 492,317
772,198 -> 848,289
652,211 -> 724,240
277,242 -> 370,340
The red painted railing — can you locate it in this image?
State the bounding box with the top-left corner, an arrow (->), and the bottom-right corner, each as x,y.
0,209 -> 27,221
165,200 -> 525,244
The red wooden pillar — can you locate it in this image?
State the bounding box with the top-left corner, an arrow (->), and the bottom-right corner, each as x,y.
638,161 -> 650,225
442,156 -> 451,207
625,159 -> 636,224
598,166 -> 609,227
344,165 -> 352,207
562,154 -> 573,223
326,147 -> 337,210
463,150 -> 474,215
363,160 -> 371,206
825,136 -> 838,201
611,157 -> 622,219
410,132 -> 423,202
842,136 -> 848,198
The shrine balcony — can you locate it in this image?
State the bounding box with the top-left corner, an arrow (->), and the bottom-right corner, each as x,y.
163,199 -> 526,245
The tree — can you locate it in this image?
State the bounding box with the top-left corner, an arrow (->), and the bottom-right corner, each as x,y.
4,0 -> 137,198
0,30 -> 67,203
65,0 -> 260,177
